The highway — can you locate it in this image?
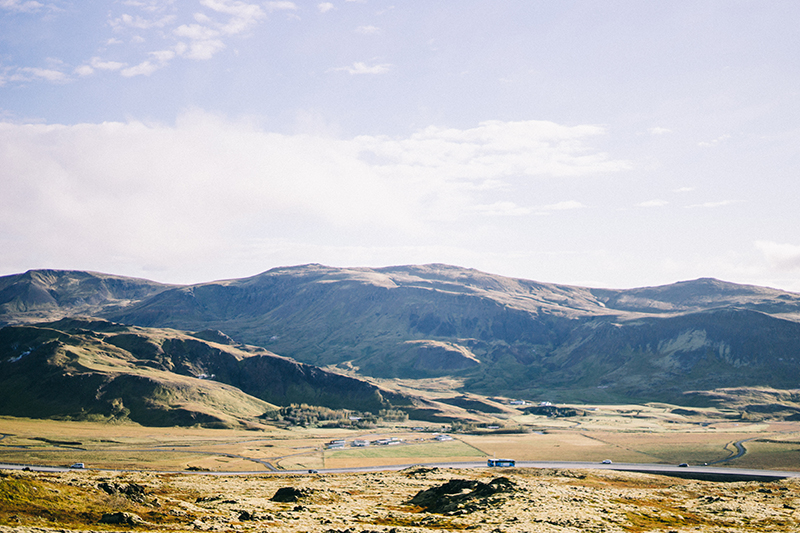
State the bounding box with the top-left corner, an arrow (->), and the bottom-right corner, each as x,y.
2,460 -> 798,482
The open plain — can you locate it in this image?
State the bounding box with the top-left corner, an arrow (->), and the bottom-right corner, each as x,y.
3,401 -> 800,472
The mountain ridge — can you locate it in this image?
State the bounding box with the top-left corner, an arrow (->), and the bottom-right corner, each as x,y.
4,265 -> 799,325
2,264 -> 800,409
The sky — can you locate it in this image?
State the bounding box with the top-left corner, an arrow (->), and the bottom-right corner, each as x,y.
1,1 -> 800,291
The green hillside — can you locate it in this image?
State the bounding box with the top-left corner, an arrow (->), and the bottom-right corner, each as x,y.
0,318 -> 410,427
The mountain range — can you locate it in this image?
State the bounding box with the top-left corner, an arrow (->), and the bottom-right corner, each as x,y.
2,265 -> 800,425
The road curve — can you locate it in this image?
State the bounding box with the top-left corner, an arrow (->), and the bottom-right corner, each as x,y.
2,460 -> 798,482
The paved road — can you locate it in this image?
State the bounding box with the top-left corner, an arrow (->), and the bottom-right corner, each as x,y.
2,460 -> 797,482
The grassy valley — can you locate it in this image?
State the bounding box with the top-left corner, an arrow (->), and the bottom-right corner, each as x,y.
3,392 -> 800,473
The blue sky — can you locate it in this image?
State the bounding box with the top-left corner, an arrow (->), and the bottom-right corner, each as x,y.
2,1 -> 800,290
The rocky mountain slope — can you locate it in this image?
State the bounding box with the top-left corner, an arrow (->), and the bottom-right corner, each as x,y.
0,269 -> 175,324
2,264 -> 800,406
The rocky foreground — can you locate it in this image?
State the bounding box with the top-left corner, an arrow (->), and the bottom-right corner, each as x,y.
2,466 -> 800,532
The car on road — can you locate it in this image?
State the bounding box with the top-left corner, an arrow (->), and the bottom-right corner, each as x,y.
601,459 -> 612,464
678,463 -> 689,467
308,469 -> 319,474
70,463 -> 85,469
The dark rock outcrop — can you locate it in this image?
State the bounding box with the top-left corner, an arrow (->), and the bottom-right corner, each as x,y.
408,477 -> 517,514
271,486 -> 313,502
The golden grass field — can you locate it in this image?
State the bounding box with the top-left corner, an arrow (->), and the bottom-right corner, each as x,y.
2,401 -> 800,473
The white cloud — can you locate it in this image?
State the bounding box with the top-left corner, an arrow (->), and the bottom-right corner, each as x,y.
90,57 -> 126,71
120,60 -> 161,77
356,25 -> 380,34
648,127 -> 672,135
11,67 -> 68,82
474,201 -> 531,217
318,2 -> 334,12
756,241 -> 800,271
206,0 -> 266,34
150,49 -> 176,63
673,186 -> 695,193
331,61 -> 392,74
542,200 -> 586,211
698,134 -> 731,147
0,113 -> 628,281
74,65 -> 94,76
637,199 -> 668,207
4,1 -> 270,86
107,1 -> 265,73
120,0 -> 167,11
265,1 -> 297,11
184,39 -> 227,60
161,1 -> 265,62
174,23 -> 221,41
111,13 -> 176,30
0,0 -> 44,12
355,120 -> 629,180
686,200 -> 736,208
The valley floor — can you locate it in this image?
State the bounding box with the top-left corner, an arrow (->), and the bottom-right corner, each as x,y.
3,411 -> 800,531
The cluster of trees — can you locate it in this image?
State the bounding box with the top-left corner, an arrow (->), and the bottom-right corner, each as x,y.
448,420 -> 531,434
261,404 -> 408,428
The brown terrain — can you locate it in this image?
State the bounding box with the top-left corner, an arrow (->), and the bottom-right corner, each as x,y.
3,465 -> 800,532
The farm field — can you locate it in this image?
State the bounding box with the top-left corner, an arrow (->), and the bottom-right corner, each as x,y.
3,403 -> 800,473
